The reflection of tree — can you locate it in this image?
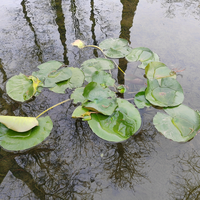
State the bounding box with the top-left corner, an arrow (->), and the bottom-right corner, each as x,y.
0,148 -> 51,199
21,0 -> 43,62
156,0 -> 200,19
51,0 -> 69,65
168,149 -> 200,199
118,0 -> 139,86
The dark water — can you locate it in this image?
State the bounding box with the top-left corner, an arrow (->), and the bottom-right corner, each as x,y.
1,0 -> 200,199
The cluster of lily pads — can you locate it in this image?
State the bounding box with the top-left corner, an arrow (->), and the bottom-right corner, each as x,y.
0,38 -> 200,151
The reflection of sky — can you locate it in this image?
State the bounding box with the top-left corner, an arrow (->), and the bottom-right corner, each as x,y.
0,0 -> 200,199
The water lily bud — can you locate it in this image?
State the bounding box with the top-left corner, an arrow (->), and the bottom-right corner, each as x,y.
71,39 -> 85,49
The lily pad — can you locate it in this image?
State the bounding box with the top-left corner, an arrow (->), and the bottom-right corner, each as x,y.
145,77 -> 184,107
99,38 -> 131,58
126,47 -> 159,69
72,106 -> 90,119
138,53 -> 160,69
6,73 -> 41,102
145,61 -> 176,83
91,71 -> 115,87
70,87 -> 86,104
50,67 -> 84,93
117,85 -> 126,94
88,98 -> 141,142
44,67 -> 72,88
0,115 -> 38,132
82,82 -> 117,115
134,91 -> 151,109
83,82 -> 116,101
153,105 -> 200,142
32,60 -> 64,82
0,116 -> 53,151
81,58 -> 114,82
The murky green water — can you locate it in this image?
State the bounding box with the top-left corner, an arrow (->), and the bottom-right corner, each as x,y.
1,0 -> 200,199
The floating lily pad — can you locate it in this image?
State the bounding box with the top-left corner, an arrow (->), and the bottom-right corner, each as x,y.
126,47 -> 159,69
6,73 -> 41,102
88,98 -> 141,142
99,38 -> 131,58
32,60 -> 64,82
138,53 -> 160,69
83,82 -> 116,101
91,71 -> 115,87
145,61 -> 176,83
145,77 -> 184,107
0,115 -> 38,132
81,58 -> 114,82
50,67 -> 84,93
134,91 -> 151,109
0,116 -> 53,151
83,98 -> 117,116
70,87 -> 86,104
153,105 -> 200,142
82,82 -> 117,115
44,67 -> 72,88
72,106 -> 90,119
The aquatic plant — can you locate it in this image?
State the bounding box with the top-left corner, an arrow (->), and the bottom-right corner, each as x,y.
1,38 -> 200,151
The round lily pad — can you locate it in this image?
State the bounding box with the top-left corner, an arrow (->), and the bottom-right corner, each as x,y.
145,77 -> 184,107
153,105 -> 200,142
0,116 -> 53,151
88,98 -> 141,142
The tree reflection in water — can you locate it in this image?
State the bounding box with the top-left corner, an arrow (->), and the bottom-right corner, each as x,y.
169,149 -> 200,200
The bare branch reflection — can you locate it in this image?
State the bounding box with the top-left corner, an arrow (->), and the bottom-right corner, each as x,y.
169,149 -> 200,199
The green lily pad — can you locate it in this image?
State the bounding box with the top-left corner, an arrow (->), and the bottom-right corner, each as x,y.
99,38 -> 131,58
82,82 -> 117,115
44,67 -> 72,88
72,106 -> 90,119
145,77 -> 184,107
126,47 -> 159,69
32,60 -> 64,82
153,105 -> 200,142
134,91 -> 151,109
88,98 -> 141,142
6,73 -> 41,102
138,53 -> 160,69
70,87 -> 86,104
50,67 -> 84,93
83,98 -> 117,116
0,116 -> 53,151
81,58 -> 114,82
0,115 -> 38,132
91,71 -> 115,87
145,61 -> 176,83
83,82 -> 116,101
117,85 -> 126,93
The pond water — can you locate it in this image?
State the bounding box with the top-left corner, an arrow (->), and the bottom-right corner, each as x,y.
1,0 -> 200,199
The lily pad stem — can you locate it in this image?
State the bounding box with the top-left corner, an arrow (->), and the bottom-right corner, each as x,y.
36,99 -> 71,119
85,45 -> 126,75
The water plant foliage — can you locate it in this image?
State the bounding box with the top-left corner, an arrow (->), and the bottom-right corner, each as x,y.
1,37 -> 200,151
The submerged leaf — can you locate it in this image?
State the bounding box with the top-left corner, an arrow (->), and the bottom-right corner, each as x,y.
153,105 -> 200,142
88,98 -> 141,142
0,116 -> 53,151
0,115 -> 38,132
